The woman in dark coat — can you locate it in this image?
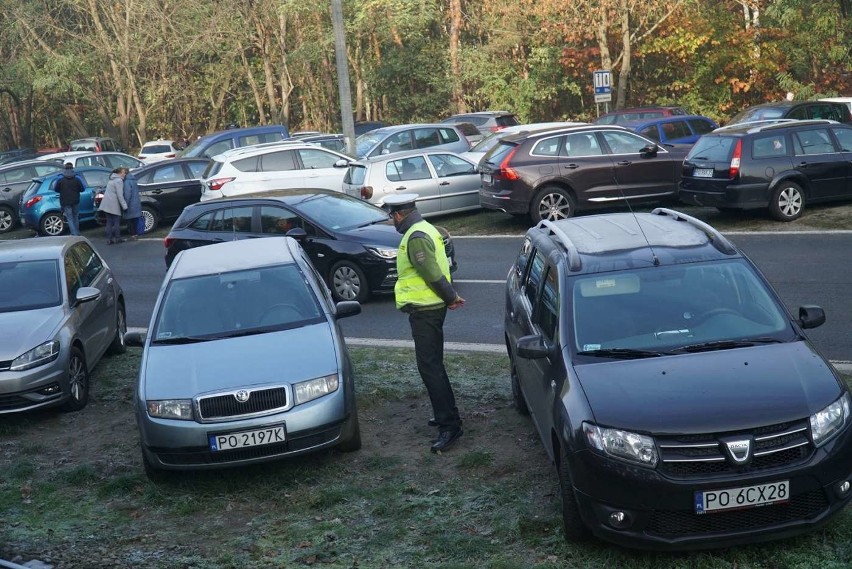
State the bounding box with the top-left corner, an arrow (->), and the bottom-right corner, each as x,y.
122,171 -> 143,239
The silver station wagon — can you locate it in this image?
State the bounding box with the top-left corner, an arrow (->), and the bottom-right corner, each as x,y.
131,236 -> 362,479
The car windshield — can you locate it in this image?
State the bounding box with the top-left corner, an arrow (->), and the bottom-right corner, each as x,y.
470,131 -> 503,154
178,137 -> 210,158
354,132 -> 386,156
151,264 -> 324,342
570,260 -> 792,357
729,107 -> 785,124
0,260 -> 62,312
296,193 -> 390,230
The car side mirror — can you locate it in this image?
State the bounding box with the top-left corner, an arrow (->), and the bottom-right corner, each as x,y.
640,144 -> 659,157
516,334 -> 550,359
74,286 -> 101,306
335,301 -> 361,319
381,148 -> 390,155
798,305 -> 825,329
334,159 -> 349,168
285,227 -> 307,240
124,330 -> 147,347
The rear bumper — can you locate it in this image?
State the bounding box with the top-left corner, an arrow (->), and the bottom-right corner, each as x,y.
678,181 -> 770,210
479,187 -> 529,215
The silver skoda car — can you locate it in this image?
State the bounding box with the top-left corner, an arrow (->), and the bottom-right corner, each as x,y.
0,237 -> 127,413
132,236 -> 362,479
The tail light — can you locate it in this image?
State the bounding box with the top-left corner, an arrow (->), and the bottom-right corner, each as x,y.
24,196 -> 42,209
165,153 -> 176,158
495,147 -> 520,181
164,236 -> 174,248
360,186 -> 374,199
207,177 -> 235,192
729,139 -> 742,179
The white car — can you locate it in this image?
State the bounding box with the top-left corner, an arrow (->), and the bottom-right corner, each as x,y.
37,151 -> 144,170
138,139 -> 180,164
200,141 -> 352,201
459,121 -> 587,166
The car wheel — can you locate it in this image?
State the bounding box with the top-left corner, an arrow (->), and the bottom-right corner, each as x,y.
330,260 -> 369,303
557,444 -> 590,542
532,186 -> 576,222
769,181 -> 804,221
0,205 -> 16,233
510,363 -> 529,415
141,206 -> 159,233
61,347 -> 89,412
337,405 -> 362,452
40,211 -> 66,236
108,303 -> 127,355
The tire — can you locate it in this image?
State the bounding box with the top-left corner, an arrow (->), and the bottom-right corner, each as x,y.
60,347 -> 90,412
0,205 -> 16,233
510,363 -> 529,415
557,444 -> 590,542
141,206 -> 159,234
768,181 -> 804,221
40,211 -> 66,236
531,186 -> 576,222
330,260 -> 370,303
337,406 -> 362,452
108,303 -> 127,355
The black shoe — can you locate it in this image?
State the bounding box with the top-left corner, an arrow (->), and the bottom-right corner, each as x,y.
430,429 -> 463,453
428,418 -> 438,427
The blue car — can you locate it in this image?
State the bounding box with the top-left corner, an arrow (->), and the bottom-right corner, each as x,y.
619,115 -> 719,146
19,166 -> 111,236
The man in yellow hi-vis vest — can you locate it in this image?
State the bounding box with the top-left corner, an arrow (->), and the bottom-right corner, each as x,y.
385,194 -> 466,453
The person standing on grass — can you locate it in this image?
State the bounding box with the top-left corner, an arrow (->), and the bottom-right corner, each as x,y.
385,193 -> 466,454
54,163 -> 85,235
122,170 -> 143,240
99,167 -> 128,244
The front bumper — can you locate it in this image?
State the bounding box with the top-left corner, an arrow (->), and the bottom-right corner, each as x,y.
0,356 -> 71,414
567,425 -> 852,550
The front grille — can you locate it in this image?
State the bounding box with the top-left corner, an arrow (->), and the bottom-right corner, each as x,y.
646,489 -> 829,536
657,420 -> 812,478
198,386 -> 288,420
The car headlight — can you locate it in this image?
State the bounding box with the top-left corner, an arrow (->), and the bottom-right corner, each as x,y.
810,392 -> 851,447
10,340 -> 60,371
147,399 -> 194,420
583,422 -> 658,468
294,374 -> 339,405
366,246 -> 397,260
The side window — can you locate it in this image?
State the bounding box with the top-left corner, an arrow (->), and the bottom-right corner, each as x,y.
204,140 -> 234,158
601,131 -> 653,154
102,140 -> 117,152
297,148 -> 340,169
4,166 -> 34,183
189,211 -> 215,231
71,243 -> 103,287
260,150 -> 297,171
532,136 -> 563,157
524,249 -> 545,304
232,156 -> 259,172
809,104 -> 841,121
786,106 -> 808,120
664,120 -> 692,140
514,237 -> 533,278
639,126 -> 660,142
381,132 -> 414,154
260,206 -> 302,234
535,266 -> 559,342
413,128 -> 441,148
210,206 -> 254,232
793,128 -> 836,155
688,119 -> 715,135
110,155 -> 141,169
63,250 -> 84,301
81,171 -> 109,188
152,164 -> 183,182
186,161 -> 207,178
239,132 -> 284,146
427,154 -> 475,177
563,133 -> 603,157
831,128 -> 852,151
752,135 -> 788,158
438,128 -> 461,143
388,156 -> 430,182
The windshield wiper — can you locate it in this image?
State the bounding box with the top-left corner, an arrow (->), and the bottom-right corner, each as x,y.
152,336 -> 212,345
576,348 -> 664,359
671,337 -> 784,354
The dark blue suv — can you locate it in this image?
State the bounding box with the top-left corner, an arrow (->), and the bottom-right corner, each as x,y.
179,125 -> 290,159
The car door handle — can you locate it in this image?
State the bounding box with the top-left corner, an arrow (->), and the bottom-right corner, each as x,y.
617,160 -> 632,166
395,186 -> 407,191
151,189 -> 163,194
439,181 -> 450,186
797,162 -> 810,168
564,164 -> 579,169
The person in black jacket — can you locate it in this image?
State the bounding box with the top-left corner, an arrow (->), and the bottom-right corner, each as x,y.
54,163 -> 85,235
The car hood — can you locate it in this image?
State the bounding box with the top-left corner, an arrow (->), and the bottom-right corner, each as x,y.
0,308 -> 63,360
336,221 -> 401,248
574,342 -> 842,434
141,323 -> 341,398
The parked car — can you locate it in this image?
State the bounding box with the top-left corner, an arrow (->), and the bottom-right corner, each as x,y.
679,119 -> 852,221
440,111 -> 520,138
819,97 -> 852,114
505,208 -> 852,549
0,148 -> 36,163
129,236 -> 362,480
19,166 -> 111,236
459,122 -> 586,165
69,137 -> 124,153
353,124 -> 471,159
726,100 -> 852,126
0,160 -> 64,233
0,236 -> 126,414
94,158 -> 210,233
199,141 -> 352,201
138,139 -> 180,164
179,125 -> 290,159
163,189 -> 457,303
478,124 -> 688,222
342,149 -> 481,216
354,121 -> 389,136
593,106 -> 689,125
295,133 -> 347,153
618,115 -> 719,146
38,151 -> 144,170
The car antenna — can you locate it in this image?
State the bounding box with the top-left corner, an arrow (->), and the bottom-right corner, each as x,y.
618,148 -> 660,267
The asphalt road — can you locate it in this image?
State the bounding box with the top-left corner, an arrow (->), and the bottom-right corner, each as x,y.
94,232 -> 852,362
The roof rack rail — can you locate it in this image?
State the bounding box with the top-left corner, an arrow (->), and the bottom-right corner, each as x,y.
650,208 -> 737,255
755,119 -> 838,132
220,139 -> 303,157
536,220 -> 582,271
714,119 -> 798,132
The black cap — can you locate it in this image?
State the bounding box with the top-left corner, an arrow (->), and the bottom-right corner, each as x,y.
64,162 -> 73,169
383,193 -> 418,213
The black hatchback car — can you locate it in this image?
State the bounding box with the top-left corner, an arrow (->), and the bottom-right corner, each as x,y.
679,120 -> 852,221
505,209 -> 851,550
0,159 -> 63,232
479,124 -> 689,222
163,189 -> 457,303
726,100 -> 852,126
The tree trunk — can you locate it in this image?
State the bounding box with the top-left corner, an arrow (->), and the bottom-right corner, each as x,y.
616,2 -> 631,110
449,0 -> 465,113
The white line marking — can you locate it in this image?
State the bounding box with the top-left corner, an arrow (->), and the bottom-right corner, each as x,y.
454,279 -> 505,284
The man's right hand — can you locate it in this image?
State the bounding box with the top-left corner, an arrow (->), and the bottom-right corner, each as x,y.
448,296 -> 465,310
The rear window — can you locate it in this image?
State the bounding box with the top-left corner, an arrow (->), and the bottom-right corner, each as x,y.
141,144 -> 171,154
482,141 -> 517,166
455,123 -> 481,137
685,136 -> 736,162
202,160 -> 223,178
344,164 -> 366,185
496,115 -> 520,127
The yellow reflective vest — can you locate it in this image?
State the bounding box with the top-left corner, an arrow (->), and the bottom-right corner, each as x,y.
394,220 -> 451,310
